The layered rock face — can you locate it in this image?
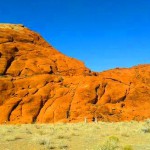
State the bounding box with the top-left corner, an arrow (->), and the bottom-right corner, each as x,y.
0,24 -> 150,124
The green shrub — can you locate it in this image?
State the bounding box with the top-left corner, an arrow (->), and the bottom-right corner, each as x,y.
100,136 -> 119,150
123,145 -> 133,150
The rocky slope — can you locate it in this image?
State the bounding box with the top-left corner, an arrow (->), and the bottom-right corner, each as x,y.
0,24 -> 150,124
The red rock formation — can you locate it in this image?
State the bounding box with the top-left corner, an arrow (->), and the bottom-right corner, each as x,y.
0,24 -> 150,124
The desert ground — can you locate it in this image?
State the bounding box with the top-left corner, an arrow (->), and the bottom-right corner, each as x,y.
0,120 -> 150,150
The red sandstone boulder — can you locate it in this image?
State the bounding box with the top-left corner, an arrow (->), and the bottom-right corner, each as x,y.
0,24 -> 150,124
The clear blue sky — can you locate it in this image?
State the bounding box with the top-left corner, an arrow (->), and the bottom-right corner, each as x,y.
0,0 -> 150,71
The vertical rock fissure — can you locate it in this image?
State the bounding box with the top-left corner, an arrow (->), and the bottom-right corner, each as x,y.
8,100 -> 21,121
127,82 -> 132,96
20,104 -> 22,117
93,84 -> 100,104
66,83 -> 80,119
115,90 -> 128,103
99,83 -> 107,99
33,100 -> 44,123
53,59 -> 58,74
66,90 -> 76,119
3,57 -> 14,75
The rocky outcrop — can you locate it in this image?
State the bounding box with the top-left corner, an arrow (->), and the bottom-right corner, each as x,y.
0,24 -> 150,124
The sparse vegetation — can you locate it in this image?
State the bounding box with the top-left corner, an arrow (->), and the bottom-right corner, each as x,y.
0,121 -> 150,149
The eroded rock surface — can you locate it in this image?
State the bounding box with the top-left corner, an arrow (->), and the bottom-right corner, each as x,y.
0,24 -> 150,124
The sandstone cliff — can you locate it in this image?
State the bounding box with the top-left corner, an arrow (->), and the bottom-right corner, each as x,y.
0,24 -> 150,124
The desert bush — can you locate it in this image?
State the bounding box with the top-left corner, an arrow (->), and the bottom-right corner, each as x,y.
69,131 -> 79,136
33,136 -> 50,145
119,129 -> 130,137
37,130 -> 49,135
33,136 -> 58,149
141,120 -> 150,133
46,145 -> 56,149
145,119 -> 150,124
34,124 -> 41,129
0,126 -> 14,135
100,136 -> 119,150
57,141 -> 68,149
141,126 -> 150,133
57,135 -> 70,139
25,128 -> 32,134
123,145 -> 133,150
4,135 -> 22,141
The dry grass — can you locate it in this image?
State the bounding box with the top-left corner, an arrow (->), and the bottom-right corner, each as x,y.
0,120 -> 150,150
